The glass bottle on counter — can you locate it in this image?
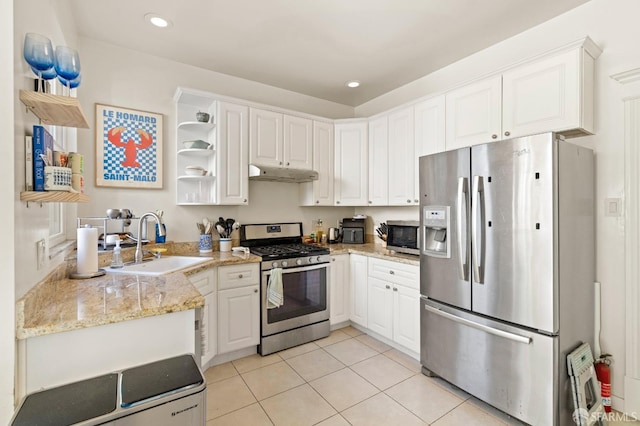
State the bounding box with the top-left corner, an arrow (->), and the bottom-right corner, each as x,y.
314,219 -> 324,244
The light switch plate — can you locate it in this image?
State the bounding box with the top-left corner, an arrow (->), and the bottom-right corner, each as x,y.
604,198 -> 622,217
36,239 -> 46,270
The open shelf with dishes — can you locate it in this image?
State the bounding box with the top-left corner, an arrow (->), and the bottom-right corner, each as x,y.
175,90 -> 218,205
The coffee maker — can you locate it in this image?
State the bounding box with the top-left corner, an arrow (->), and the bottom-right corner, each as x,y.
341,218 -> 365,244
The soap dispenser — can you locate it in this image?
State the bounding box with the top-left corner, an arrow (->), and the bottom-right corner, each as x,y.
111,238 -> 124,268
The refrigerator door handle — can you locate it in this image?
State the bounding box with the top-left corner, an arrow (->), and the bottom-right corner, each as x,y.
423,304 -> 532,345
456,177 -> 469,280
471,175 -> 485,284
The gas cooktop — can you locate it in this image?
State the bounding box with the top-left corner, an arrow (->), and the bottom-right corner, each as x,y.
250,243 -> 329,259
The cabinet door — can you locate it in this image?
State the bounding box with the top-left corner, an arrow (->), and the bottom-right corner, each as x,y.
334,121 -> 368,206
392,284 -> 420,353
250,108 -> 283,167
446,76 -> 502,150
349,254 -> 368,327
300,121 -> 334,206
414,96 -> 445,203
387,106 -> 415,206
218,102 -> 249,205
368,115 -> 388,206
284,115 -> 313,170
202,291 -> 217,365
329,254 -> 350,325
217,285 -> 260,354
502,49 -> 581,139
367,277 -> 393,340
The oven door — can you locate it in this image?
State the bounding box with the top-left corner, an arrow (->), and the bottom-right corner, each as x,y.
261,263 -> 329,336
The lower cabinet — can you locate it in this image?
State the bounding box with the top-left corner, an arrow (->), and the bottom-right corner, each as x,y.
329,254 -> 350,325
366,258 -> 420,354
349,254 -> 368,327
187,267 -> 217,367
217,263 -> 260,354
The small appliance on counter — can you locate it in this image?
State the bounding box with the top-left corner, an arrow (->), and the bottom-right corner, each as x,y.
341,217 -> 365,244
328,227 -> 341,244
386,220 -> 420,255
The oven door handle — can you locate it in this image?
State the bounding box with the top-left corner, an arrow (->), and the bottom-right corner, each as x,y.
263,262 -> 329,276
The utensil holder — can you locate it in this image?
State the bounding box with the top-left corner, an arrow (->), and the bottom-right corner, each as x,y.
219,238 -> 231,252
199,234 -> 212,253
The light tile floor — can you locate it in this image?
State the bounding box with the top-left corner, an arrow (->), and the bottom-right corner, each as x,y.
205,326 -> 538,425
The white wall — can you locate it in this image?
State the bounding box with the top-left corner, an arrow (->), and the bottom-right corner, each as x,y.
355,0 -> 635,407
1,0 -> 15,422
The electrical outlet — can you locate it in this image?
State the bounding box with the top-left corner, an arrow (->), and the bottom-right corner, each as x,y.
36,239 -> 46,270
604,198 -> 622,217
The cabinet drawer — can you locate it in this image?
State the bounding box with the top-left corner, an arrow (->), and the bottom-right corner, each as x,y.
368,258 -> 418,290
218,263 -> 260,290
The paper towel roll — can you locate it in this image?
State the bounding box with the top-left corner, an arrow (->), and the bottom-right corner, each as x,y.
77,226 -> 98,274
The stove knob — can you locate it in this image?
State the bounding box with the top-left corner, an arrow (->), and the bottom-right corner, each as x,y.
296,259 -> 303,266
317,256 -> 323,262
282,261 -> 288,267
272,262 -> 279,268
309,257 -> 315,263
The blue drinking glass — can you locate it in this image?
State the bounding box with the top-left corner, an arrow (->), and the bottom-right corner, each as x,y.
54,46 -> 80,80
34,66 -> 57,80
57,74 -> 82,89
23,33 -> 54,92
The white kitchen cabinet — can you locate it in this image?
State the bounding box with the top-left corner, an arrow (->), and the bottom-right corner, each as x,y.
366,258 -> 420,353
217,263 -> 260,354
217,101 -> 249,205
334,120 -> 368,206
299,121 -> 334,206
250,108 -> 313,170
445,38 -> 600,150
349,254 -> 368,327
188,267 -> 217,367
329,254 -> 350,325
367,277 -> 393,339
502,46 -> 595,139
368,115 -> 388,206
414,95 -> 446,202
250,108 -> 282,168
284,115 -> 313,170
387,106 -> 416,205
446,76 -> 502,150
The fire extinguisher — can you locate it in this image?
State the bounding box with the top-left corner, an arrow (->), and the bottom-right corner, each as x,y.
595,354 -> 612,413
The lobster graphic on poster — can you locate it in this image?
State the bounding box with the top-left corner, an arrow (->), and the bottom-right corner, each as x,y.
95,104 -> 163,189
107,127 -> 153,168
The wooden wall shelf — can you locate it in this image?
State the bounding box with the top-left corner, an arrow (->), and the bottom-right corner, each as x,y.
20,191 -> 90,204
19,90 -> 90,129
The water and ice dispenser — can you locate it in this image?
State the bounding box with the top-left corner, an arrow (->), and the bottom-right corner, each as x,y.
422,206 -> 450,258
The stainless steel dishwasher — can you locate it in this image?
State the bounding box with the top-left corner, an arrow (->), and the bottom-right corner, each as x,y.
11,354 -> 206,425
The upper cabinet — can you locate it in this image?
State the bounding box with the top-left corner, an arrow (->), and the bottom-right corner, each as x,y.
387,106 -> 416,206
218,102 -> 249,205
368,115 -> 388,206
445,76 -> 502,150
334,120 -> 368,206
299,121 -> 334,206
250,108 -> 312,170
174,88 -> 248,205
446,37 -> 601,150
414,95 -> 446,202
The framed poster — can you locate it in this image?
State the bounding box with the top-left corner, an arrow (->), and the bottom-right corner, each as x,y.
95,104 -> 163,189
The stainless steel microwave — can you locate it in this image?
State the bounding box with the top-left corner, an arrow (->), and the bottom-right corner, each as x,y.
386,220 -> 420,255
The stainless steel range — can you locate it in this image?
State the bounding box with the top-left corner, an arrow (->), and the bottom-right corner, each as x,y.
240,222 -> 330,355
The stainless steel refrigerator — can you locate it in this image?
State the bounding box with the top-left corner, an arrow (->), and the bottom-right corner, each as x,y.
419,132 -> 595,425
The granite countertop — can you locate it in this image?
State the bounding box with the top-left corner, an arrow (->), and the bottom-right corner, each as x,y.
16,241 -> 414,340
328,243 -> 420,266
16,243 -> 261,340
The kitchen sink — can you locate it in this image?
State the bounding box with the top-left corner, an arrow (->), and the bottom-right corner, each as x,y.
103,256 -> 210,276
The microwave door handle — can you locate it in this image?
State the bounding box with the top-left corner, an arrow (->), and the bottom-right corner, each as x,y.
456,177 -> 469,280
471,175 -> 484,284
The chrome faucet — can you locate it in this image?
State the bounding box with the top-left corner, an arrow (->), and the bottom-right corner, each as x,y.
135,212 -> 165,264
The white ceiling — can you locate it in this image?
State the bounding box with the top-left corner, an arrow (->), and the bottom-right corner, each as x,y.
69,0 -> 590,107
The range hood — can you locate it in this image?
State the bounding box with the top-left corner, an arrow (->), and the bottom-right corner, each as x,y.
249,164 -> 318,183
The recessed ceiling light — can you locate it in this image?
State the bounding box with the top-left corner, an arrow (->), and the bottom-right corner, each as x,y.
346,80 -> 361,88
145,13 -> 172,28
